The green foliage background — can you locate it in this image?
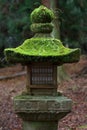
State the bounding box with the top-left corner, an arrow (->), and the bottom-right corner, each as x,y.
58,0 -> 87,53
0,0 -> 41,47
0,0 -> 41,66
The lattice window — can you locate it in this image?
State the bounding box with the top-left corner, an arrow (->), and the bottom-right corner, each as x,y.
31,65 -> 54,85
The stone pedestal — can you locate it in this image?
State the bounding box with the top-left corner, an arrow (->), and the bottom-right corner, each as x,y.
14,95 -> 72,130
23,121 -> 58,130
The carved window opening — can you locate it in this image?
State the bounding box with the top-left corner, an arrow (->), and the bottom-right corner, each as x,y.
31,65 -> 55,85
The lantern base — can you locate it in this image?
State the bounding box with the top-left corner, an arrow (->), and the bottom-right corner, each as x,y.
14,95 -> 72,130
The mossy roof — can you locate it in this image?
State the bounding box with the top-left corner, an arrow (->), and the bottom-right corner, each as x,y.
5,38 -> 80,65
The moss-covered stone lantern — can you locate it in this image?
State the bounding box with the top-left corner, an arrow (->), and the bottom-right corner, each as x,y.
5,5 -> 80,130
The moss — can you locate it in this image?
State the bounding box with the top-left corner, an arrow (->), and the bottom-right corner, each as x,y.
4,6 -> 80,65
79,125 -> 87,128
5,37 -> 80,64
30,5 -> 54,23
14,94 -> 67,100
30,23 -> 53,33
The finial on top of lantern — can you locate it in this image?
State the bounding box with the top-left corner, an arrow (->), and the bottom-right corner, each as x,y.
30,5 -> 54,36
31,5 -> 54,23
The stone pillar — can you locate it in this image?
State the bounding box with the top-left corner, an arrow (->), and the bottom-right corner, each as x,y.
23,121 -> 58,130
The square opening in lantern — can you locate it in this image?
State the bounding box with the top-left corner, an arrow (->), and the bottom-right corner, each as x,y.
30,64 -> 56,85
31,66 -> 53,85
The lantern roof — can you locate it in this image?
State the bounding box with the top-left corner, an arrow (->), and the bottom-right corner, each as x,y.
5,5 -> 80,65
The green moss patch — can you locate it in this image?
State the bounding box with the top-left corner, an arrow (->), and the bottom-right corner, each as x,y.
79,125 -> 87,129
31,23 -> 53,33
5,37 -> 80,64
30,5 -> 54,23
4,6 -> 80,65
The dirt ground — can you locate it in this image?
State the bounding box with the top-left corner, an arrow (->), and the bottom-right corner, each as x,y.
0,56 -> 87,130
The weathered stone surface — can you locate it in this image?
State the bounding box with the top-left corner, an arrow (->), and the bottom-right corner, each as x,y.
14,95 -> 72,112
14,95 -> 72,121
23,121 -> 58,130
17,111 -> 70,121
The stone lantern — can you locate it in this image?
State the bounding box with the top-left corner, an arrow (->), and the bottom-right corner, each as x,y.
5,6 -> 80,130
